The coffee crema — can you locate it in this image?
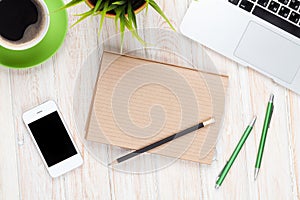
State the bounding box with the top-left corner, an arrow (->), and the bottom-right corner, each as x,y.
0,0 -> 47,46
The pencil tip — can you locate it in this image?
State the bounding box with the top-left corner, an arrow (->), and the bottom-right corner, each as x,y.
108,160 -> 118,167
215,184 -> 220,189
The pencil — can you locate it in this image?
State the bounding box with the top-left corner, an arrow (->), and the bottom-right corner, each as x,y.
108,118 -> 215,166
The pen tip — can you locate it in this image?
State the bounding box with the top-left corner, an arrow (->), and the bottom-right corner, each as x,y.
250,116 -> 257,127
269,94 -> 274,103
215,184 -> 220,189
254,168 -> 259,180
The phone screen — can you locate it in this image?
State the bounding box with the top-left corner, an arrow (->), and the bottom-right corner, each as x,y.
28,111 -> 77,167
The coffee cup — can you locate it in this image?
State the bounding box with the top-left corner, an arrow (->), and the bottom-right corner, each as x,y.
0,0 -> 50,51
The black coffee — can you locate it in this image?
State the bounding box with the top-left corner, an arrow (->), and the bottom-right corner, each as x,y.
0,0 -> 44,42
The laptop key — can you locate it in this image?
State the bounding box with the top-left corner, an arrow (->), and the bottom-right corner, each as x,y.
252,6 -> 300,38
289,0 -> 300,10
278,0 -> 289,5
258,0 -> 270,7
240,0 -> 254,11
289,11 -> 300,23
268,1 -> 280,12
279,6 -> 291,17
229,0 -> 240,5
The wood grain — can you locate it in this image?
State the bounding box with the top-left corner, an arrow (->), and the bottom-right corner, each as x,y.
0,68 -> 19,200
0,0 -> 298,199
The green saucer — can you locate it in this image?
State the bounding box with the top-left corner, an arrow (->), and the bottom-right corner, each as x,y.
0,0 -> 68,69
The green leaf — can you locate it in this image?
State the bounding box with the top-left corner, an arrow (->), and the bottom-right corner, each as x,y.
54,0 -> 84,12
106,4 -> 118,12
71,9 -> 94,27
127,2 -> 137,29
119,12 -> 126,51
112,0 -> 126,5
145,0 -> 149,14
98,0 -> 110,35
93,0 -> 103,14
120,14 -> 146,46
114,6 -> 124,32
148,0 -> 175,31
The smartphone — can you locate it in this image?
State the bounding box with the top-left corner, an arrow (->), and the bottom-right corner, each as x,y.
22,100 -> 83,178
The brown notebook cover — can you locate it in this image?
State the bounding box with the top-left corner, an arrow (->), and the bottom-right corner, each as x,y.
85,51 -> 228,164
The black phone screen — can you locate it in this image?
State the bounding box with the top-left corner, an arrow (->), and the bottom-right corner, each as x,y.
28,111 -> 77,167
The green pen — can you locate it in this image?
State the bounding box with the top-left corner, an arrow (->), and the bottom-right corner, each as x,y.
254,94 -> 274,180
215,116 -> 257,189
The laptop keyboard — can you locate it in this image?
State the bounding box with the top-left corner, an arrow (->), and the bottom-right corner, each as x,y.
229,0 -> 300,38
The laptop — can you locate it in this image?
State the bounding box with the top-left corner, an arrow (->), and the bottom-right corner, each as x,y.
180,0 -> 300,94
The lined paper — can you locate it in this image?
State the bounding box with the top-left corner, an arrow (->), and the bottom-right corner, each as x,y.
86,52 -> 228,164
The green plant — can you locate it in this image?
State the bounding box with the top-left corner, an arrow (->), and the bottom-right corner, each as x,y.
59,0 -> 175,46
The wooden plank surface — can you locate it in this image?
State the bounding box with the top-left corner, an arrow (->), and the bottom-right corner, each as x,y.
0,68 -> 19,200
0,0 -> 299,199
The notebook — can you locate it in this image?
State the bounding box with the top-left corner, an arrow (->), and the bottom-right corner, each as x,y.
85,51 -> 228,164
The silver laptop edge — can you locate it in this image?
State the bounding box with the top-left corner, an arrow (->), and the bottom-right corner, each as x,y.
180,0 -> 300,94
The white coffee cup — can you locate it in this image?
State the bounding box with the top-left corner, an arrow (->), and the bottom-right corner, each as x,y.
0,0 -> 50,51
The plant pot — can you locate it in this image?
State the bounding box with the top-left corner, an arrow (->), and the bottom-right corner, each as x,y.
85,0 -> 147,18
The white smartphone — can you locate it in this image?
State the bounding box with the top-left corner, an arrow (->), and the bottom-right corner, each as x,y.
22,100 -> 83,178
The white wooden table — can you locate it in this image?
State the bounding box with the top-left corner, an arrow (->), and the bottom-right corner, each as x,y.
1,0 -> 300,199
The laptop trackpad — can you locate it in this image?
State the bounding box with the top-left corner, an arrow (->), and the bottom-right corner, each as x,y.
234,21 -> 300,83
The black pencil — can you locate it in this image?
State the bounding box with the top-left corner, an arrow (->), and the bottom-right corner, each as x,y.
108,118 -> 215,166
